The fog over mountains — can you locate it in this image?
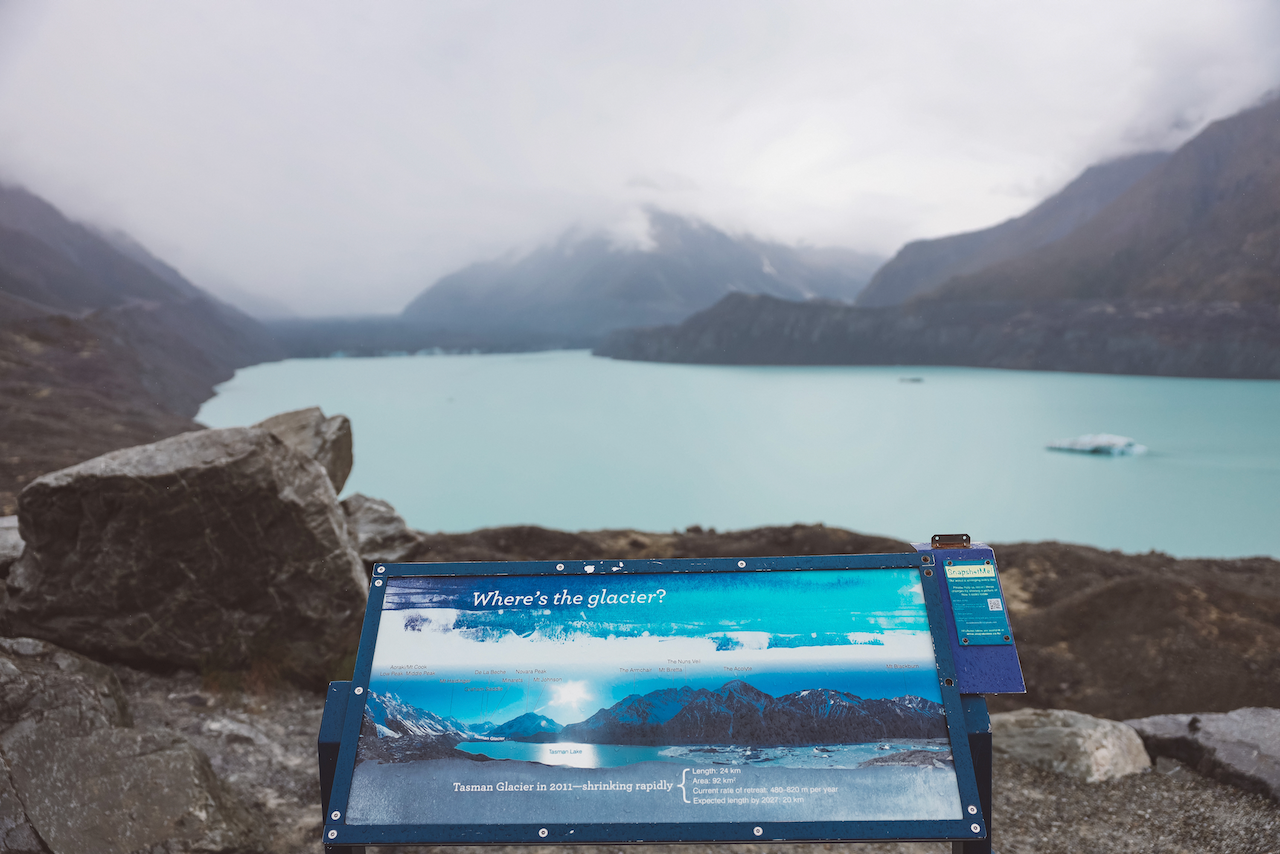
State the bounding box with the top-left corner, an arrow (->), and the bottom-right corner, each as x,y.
404,211 -> 882,338
932,95 -> 1280,304
0,184 -> 281,513
600,95 -> 1280,377
855,152 -> 1171,307
267,211 -> 883,355
5,92 -> 1279,513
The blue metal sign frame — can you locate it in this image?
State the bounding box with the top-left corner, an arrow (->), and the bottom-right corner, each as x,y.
912,543 -> 1026,695
321,552 -> 1014,847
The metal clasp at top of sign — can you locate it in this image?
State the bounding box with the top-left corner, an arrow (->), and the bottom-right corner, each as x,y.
931,533 -> 971,549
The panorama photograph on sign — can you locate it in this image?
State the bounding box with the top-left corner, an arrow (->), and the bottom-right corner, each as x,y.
343,567 -> 964,827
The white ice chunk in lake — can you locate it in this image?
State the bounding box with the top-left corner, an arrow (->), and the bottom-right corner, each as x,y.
1047,434 -> 1148,456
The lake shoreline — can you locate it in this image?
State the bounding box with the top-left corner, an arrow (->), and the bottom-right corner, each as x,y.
200,351 -> 1280,560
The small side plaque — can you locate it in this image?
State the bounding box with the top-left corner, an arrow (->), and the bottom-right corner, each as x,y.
944,560 -> 1012,646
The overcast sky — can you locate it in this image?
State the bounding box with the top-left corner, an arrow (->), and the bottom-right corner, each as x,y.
1,1 -> 1278,316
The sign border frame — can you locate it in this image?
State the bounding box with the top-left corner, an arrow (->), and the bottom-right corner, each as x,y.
322,553 -> 989,845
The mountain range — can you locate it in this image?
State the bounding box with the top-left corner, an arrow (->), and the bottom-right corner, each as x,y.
6,93 -> 1277,513
599,95 -> 1280,375
356,679 -> 945,766
560,679 -> 945,746
266,212 -> 884,356
403,211 -> 882,338
855,152 -> 1170,307
932,95 -> 1280,304
0,184 -> 281,513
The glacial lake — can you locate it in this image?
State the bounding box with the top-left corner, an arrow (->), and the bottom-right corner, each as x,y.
197,350 -> 1280,559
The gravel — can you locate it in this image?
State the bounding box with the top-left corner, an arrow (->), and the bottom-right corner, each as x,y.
113,666 -> 1278,854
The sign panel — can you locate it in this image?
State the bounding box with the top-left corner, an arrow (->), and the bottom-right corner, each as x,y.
324,556 -> 988,846
943,559 -> 1013,646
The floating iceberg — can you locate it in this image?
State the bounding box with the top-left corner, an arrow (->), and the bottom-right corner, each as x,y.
1047,434 -> 1148,456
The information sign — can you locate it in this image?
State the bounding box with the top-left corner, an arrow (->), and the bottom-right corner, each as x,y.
943,559 -> 1013,646
322,555 -> 990,846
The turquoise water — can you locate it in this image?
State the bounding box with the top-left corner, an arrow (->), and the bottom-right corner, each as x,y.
197,350 -> 1280,559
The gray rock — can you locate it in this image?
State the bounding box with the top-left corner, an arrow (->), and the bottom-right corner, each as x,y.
6,728 -> 260,854
991,708 -> 1151,783
0,638 -> 263,854
7,427 -> 367,686
255,407 -> 353,493
341,493 -> 422,571
0,517 -> 18,563
0,636 -> 130,745
0,638 -> 132,852
0,516 -> 21,577
1126,707 -> 1280,803
0,752 -> 43,854
0,517 -> 18,635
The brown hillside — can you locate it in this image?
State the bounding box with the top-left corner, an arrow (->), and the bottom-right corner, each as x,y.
0,185 -> 281,513
857,152 -> 1168,306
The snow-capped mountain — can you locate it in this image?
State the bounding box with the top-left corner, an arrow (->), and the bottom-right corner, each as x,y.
357,681 -> 946,765
488,712 -> 563,742
363,691 -> 476,742
561,680 -> 945,745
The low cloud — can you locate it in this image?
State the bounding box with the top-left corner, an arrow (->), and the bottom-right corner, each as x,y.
0,0 -> 1277,315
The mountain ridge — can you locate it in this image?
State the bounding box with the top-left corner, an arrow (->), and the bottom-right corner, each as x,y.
0,183 -> 282,513
399,210 -> 883,341
358,679 -> 945,763
857,151 -> 1170,307
595,291 -> 1280,378
933,95 -> 1280,304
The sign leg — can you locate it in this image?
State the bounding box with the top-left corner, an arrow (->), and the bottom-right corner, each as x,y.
319,682 -> 362,852
953,695 -> 992,854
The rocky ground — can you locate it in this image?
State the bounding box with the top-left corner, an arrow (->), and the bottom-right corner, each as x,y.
0,307 -> 201,515
4,416 -> 1278,853
113,664 -> 1280,854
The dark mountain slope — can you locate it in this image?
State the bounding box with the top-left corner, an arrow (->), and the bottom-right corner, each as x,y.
0,184 -> 203,308
0,184 -> 278,372
936,96 -> 1280,303
857,151 -> 1169,307
399,210 -> 882,344
0,184 -> 281,513
595,291 -> 1280,378
600,99 -> 1280,377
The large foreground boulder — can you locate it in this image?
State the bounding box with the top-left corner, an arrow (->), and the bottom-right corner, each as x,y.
1126,707 -> 1280,803
992,708 -> 1151,783
255,407 -> 353,493
0,637 -> 261,854
6,426 -> 367,686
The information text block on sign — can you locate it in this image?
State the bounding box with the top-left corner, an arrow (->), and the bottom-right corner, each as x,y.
943,560 -> 1013,646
